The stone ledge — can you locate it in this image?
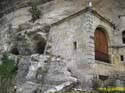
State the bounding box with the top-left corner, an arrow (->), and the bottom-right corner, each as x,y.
96,60 -> 113,66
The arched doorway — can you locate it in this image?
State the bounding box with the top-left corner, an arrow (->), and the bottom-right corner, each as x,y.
94,27 -> 110,63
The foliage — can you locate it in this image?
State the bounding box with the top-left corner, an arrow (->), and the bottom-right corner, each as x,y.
0,52 -> 18,79
29,2 -> 41,22
98,87 -> 125,93
65,90 -> 96,93
0,52 -> 18,93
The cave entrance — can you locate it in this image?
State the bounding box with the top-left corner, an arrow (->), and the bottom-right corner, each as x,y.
11,47 -> 19,55
36,41 -> 46,54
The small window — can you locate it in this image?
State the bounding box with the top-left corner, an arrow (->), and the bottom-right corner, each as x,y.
73,41 -> 77,50
122,31 -> 125,43
120,55 -> 124,61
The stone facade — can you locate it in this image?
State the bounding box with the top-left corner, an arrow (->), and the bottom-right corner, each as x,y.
0,0 -> 125,92
50,8 -> 125,89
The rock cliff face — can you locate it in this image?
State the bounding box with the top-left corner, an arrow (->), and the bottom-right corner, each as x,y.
1,22 -> 77,93
0,0 -> 125,93
16,54 -> 77,93
0,0 -> 125,28
0,0 -> 53,17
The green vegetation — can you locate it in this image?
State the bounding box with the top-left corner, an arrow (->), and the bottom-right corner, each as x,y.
98,88 -> 125,93
69,88 -> 125,93
65,89 -> 98,93
0,52 -> 18,93
65,90 -> 85,93
29,2 -> 41,22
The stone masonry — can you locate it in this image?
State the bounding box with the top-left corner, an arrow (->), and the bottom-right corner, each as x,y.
0,0 -> 125,92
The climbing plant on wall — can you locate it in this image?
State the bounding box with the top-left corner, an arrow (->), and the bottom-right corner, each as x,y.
0,52 -> 18,93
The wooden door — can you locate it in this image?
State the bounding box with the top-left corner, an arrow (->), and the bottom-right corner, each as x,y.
94,28 -> 108,54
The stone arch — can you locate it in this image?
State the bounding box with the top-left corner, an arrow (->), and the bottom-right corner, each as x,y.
94,26 -> 110,63
94,25 -> 112,51
95,25 -> 111,44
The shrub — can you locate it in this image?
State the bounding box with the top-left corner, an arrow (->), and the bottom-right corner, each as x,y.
0,52 -> 18,93
29,2 -> 41,22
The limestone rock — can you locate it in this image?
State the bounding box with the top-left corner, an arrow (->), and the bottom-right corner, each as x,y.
41,56 -> 77,92
10,23 -> 50,55
17,81 -> 38,93
17,54 -> 47,85
17,22 -> 33,31
16,55 -> 77,93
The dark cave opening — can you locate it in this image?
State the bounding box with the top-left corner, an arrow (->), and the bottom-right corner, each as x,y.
36,41 -> 46,54
11,47 -> 19,55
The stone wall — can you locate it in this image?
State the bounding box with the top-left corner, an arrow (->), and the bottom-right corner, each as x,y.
51,11 -> 89,72
0,0 -> 125,92
50,8 -> 125,89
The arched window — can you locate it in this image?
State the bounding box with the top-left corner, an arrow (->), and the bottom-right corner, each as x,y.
94,27 -> 110,63
122,31 -> 125,43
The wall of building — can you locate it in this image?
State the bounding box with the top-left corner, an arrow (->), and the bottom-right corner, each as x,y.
116,16 -> 125,63
50,11 -> 97,88
89,12 -> 114,76
114,16 -> 125,75
51,14 -> 86,70
50,9 -> 125,89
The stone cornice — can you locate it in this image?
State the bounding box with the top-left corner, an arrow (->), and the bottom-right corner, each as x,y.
51,7 -> 114,28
